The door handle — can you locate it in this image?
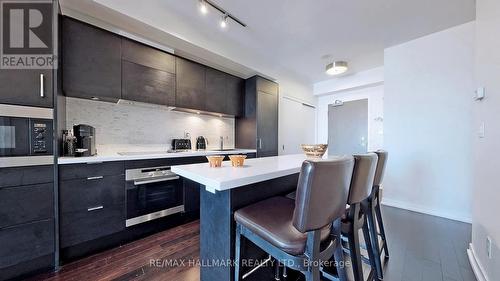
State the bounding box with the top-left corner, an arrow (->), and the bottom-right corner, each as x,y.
87,176 -> 104,180
40,74 -> 45,98
258,138 -> 263,149
133,176 -> 180,186
87,206 -> 104,212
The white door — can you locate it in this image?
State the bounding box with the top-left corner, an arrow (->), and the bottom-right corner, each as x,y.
280,97 -> 315,155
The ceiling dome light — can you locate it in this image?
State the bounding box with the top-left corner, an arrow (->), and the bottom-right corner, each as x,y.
326,61 -> 348,76
199,0 -> 208,14
220,14 -> 228,29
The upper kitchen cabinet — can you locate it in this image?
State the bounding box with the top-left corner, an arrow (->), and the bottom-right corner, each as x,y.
175,57 -> 206,111
205,68 -> 244,116
121,39 -> 176,106
236,76 -> 279,157
0,69 -> 53,108
205,68 -> 226,113
225,74 -> 244,116
62,17 -> 122,102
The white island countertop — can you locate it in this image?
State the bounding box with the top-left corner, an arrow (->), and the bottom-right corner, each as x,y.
171,154 -> 309,193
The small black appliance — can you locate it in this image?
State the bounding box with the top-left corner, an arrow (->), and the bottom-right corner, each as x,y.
73,124 -> 96,157
196,136 -> 207,150
171,138 -> 191,151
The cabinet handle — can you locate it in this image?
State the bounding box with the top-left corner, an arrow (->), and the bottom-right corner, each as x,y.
87,206 -> 104,212
258,138 -> 263,149
87,176 -> 103,180
40,74 -> 45,98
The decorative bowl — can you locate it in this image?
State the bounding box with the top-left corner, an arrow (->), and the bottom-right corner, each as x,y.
301,144 -> 328,158
206,155 -> 225,167
228,155 -> 247,167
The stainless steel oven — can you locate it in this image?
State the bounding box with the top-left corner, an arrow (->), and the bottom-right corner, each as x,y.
0,104 -> 53,168
125,165 -> 184,227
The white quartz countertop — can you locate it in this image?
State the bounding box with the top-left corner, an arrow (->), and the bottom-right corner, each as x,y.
171,154 -> 309,193
58,147 -> 256,164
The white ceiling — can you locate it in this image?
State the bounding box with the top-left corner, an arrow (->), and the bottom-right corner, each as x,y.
61,0 -> 475,85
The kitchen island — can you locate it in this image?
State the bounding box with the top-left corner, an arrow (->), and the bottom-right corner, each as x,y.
171,154 -> 308,281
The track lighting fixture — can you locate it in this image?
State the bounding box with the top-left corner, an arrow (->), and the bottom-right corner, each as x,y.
196,0 -> 247,29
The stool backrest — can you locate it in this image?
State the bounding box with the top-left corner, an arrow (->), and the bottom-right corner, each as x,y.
347,153 -> 378,205
373,150 -> 388,187
292,156 -> 354,233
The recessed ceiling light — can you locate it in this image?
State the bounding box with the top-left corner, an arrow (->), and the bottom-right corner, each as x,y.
199,0 -> 208,14
220,14 -> 228,29
326,61 -> 348,76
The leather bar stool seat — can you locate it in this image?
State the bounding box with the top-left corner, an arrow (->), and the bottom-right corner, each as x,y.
235,196 -> 331,255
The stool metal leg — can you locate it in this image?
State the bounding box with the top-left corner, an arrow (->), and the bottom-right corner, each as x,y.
347,228 -> 363,281
362,217 -> 379,281
374,189 -> 389,259
274,260 -> 280,281
235,224 -> 242,281
366,202 -> 384,280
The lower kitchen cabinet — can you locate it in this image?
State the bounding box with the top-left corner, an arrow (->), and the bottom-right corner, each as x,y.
0,219 -> 55,269
59,162 -> 125,248
0,183 -> 53,229
60,204 -> 125,248
0,165 -> 55,281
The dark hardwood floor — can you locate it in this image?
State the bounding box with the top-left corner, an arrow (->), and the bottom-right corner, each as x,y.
27,206 -> 475,281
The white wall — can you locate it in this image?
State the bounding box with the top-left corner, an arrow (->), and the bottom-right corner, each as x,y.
470,0 -> 500,279
316,85 -> 384,151
383,22 -> 475,222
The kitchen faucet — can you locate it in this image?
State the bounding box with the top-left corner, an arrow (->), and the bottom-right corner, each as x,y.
219,136 -> 224,150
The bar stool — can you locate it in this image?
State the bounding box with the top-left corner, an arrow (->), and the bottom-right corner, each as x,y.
341,153 -> 378,281
364,150 -> 389,280
234,156 -> 355,281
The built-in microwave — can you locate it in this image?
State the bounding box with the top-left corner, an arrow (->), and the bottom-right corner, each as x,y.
0,104 -> 54,168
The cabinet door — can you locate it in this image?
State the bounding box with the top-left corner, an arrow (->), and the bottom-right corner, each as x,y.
62,17 -> 121,102
0,183 -> 53,228
122,39 -> 175,73
225,75 -> 244,116
122,61 -> 175,105
257,91 -> 278,157
205,68 -> 226,113
175,58 -> 205,110
0,70 -> 53,107
0,219 -> 54,268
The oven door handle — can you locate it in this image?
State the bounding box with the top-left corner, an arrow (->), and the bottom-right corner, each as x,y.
133,176 -> 180,186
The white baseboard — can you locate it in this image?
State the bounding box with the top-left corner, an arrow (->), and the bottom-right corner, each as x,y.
381,198 -> 472,223
467,243 -> 489,281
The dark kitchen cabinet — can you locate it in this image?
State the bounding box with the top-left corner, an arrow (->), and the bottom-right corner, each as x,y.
122,39 -> 175,73
226,74 -> 244,116
236,76 -> 279,157
0,70 -> 53,107
256,90 -> 279,157
122,61 -> 175,105
205,68 -> 226,113
175,57 -> 206,110
59,162 -> 125,248
62,17 -> 122,102
205,68 -> 244,116
121,39 -> 176,105
0,165 -> 54,281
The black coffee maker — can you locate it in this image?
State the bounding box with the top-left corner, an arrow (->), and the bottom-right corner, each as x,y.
73,124 -> 96,157
196,136 -> 207,150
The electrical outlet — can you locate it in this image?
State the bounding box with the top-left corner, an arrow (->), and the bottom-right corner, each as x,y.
487,236 -> 493,259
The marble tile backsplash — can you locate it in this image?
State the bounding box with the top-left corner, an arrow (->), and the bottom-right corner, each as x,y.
66,97 -> 235,149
